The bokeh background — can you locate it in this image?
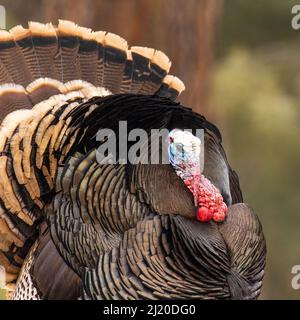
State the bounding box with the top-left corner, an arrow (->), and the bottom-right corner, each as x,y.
0,0 -> 299,300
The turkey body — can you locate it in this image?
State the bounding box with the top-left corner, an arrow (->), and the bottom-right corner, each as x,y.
0,21 -> 266,300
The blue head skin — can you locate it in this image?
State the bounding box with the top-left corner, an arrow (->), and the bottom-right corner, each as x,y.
168,129 -> 201,180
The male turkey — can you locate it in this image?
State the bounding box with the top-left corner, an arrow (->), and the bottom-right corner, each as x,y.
0,20 -> 266,300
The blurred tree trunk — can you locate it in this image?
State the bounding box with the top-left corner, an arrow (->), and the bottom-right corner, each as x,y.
4,0 -> 223,117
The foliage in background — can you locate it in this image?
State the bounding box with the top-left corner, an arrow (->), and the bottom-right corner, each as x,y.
212,0 -> 300,299
212,48 -> 300,299
0,289 -> 6,300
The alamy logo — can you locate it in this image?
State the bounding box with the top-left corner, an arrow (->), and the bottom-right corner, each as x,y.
291,265 -> 300,290
0,265 -> 5,289
291,5 -> 300,30
95,122 -> 204,171
0,5 -> 5,29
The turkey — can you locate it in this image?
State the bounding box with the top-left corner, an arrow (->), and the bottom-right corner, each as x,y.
0,20 -> 266,300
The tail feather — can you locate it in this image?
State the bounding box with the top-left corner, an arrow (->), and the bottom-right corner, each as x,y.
101,32 -> 128,93
0,30 -> 32,86
28,22 -> 60,81
10,25 -> 41,81
55,20 -> 80,82
126,47 -> 155,94
119,47 -> 172,96
139,49 -> 171,95
156,75 -> 185,100
77,27 -> 98,85
0,61 -> 13,85
94,31 -> 106,87
119,50 -> 133,94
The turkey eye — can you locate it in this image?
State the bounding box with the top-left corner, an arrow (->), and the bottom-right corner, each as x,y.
176,143 -> 184,153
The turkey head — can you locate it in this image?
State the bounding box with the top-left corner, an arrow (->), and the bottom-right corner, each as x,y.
168,129 -> 228,222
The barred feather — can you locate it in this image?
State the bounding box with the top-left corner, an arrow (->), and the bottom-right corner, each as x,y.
0,20 -> 265,302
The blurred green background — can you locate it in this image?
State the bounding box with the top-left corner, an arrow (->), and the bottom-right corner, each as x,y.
214,0 -> 300,299
0,289 -> 5,300
0,0 -> 299,299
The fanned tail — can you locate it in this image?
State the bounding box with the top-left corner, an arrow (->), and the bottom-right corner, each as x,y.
0,20 -> 185,294
0,20 -> 185,121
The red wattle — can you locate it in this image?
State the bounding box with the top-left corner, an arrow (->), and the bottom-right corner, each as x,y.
184,174 -> 228,223
197,207 -> 213,222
